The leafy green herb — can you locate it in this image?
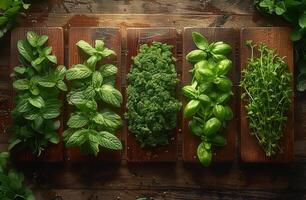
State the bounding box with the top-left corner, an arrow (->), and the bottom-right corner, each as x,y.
0,152 -> 35,200
10,31 -> 66,156
64,40 -> 122,156
254,0 -> 306,91
125,42 -> 181,148
240,41 -> 292,156
0,0 -> 30,38
183,32 -> 233,166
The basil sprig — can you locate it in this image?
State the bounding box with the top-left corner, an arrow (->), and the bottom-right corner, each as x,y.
10,31 -> 67,156
64,40 -> 123,156
183,32 -> 233,166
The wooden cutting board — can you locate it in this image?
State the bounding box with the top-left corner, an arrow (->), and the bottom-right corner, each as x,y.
182,27 -> 238,164
67,27 -> 123,162
125,27 -> 179,162
240,27 -> 294,163
10,27 -> 64,162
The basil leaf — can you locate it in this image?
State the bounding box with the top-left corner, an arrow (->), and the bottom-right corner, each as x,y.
76,40 -> 97,56
66,64 -> 92,80
97,131 -> 122,150
98,48 -> 116,57
95,40 -> 105,51
192,31 -> 209,50
67,113 -> 88,128
97,84 -> 122,107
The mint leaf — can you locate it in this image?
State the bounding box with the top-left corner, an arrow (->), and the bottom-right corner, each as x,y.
37,35 -> 48,46
98,131 -> 122,150
13,79 -> 29,90
57,80 -> 67,91
67,113 -> 88,128
100,64 -> 117,77
97,84 -> 122,107
27,31 -> 39,47
76,40 -> 97,56
92,71 -> 103,88
275,2 -> 286,15
46,55 -> 57,64
92,110 -> 121,129
98,48 -> 116,57
28,96 -> 45,108
66,129 -> 87,147
66,64 -> 92,80
95,40 -> 105,51
17,40 -> 34,62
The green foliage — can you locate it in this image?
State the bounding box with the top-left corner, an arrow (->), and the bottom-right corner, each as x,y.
10,31 -> 66,156
0,0 -> 30,38
64,40 -> 122,156
254,0 -> 306,91
183,32 -> 233,166
0,152 -> 35,200
125,42 -> 181,148
240,41 -> 292,156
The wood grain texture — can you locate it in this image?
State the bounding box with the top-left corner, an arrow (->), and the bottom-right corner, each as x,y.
182,27 -> 239,163
125,28 -> 179,162
10,27 -> 64,162
240,27 -> 294,163
67,27 -> 122,162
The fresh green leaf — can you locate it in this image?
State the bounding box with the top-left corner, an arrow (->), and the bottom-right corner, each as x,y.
192,31 -> 209,50
66,64 -> 92,80
76,40 -> 96,55
28,96 -> 45,108
100,64 -> 117,77
98,131 -> 122,150
97,84 -> 122,107
27,31 -> 38,47
67,113 -> 88,128
13,79 -> 29,90
17,40 -> 34,62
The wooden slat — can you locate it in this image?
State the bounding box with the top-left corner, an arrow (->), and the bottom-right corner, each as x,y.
125,27 -> 179,162
182,27 -> 238,163
67,27 -> 122,162
10,27 -> 64,162
240,27 -> 294,163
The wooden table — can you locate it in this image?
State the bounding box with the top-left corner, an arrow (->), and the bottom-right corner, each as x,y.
0,1 -> 305,199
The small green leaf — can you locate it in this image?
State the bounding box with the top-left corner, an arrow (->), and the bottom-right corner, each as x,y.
27,31 -> 38,47
13,79 -> 29,90
97,131 -> 122,150
92,110 -> 121,129
197,142 -> 212,166
67,113 -> 88,128
45,132 -> 60,144
299,12 -> 306,28
17,40 -> 34,62
192,31 -> 209,50
46,55 -> 57,64
97,84 -> 122,107
38,77 -> 56,88
66,129 -> 87,147
28,96 -> 45,108
14,66 -> 26,74
275,1 -> 286,15
76,40 -> 97,56
31,57 -> 45,67
95,40 -> 105,51
66,64 -> 92,80
37,35 -> 48,46
55,65 -> 67,79
98,48 -> 116,58
92,71 -> 103,88
57,80 -> 67,91
100,64 -> 117,77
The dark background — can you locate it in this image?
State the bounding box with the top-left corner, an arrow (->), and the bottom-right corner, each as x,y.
0,0 -> 305,199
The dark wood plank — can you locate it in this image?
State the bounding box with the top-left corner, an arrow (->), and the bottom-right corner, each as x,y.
125,28 -> 179,162
10,27 -> 64,162
67,27 -> 122,162
182,27 -> 238,163
240,27 -> 294,163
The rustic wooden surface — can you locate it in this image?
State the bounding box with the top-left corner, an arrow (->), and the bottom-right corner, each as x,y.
10,27 -> 64,162
182,27 -> 238,163
0,0 -> 305,199
240,27 -> 294,163
125,27 -> 179,162
67,27 -> 122,162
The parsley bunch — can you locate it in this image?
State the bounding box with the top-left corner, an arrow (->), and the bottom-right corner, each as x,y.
125,42 -> 181,148
64,40 -> 123,156
240,41 -> 292,156
0,0 -> 30,38
254,0 -> 306,91
11,31 -> 66,156
0,152 -> 35,200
